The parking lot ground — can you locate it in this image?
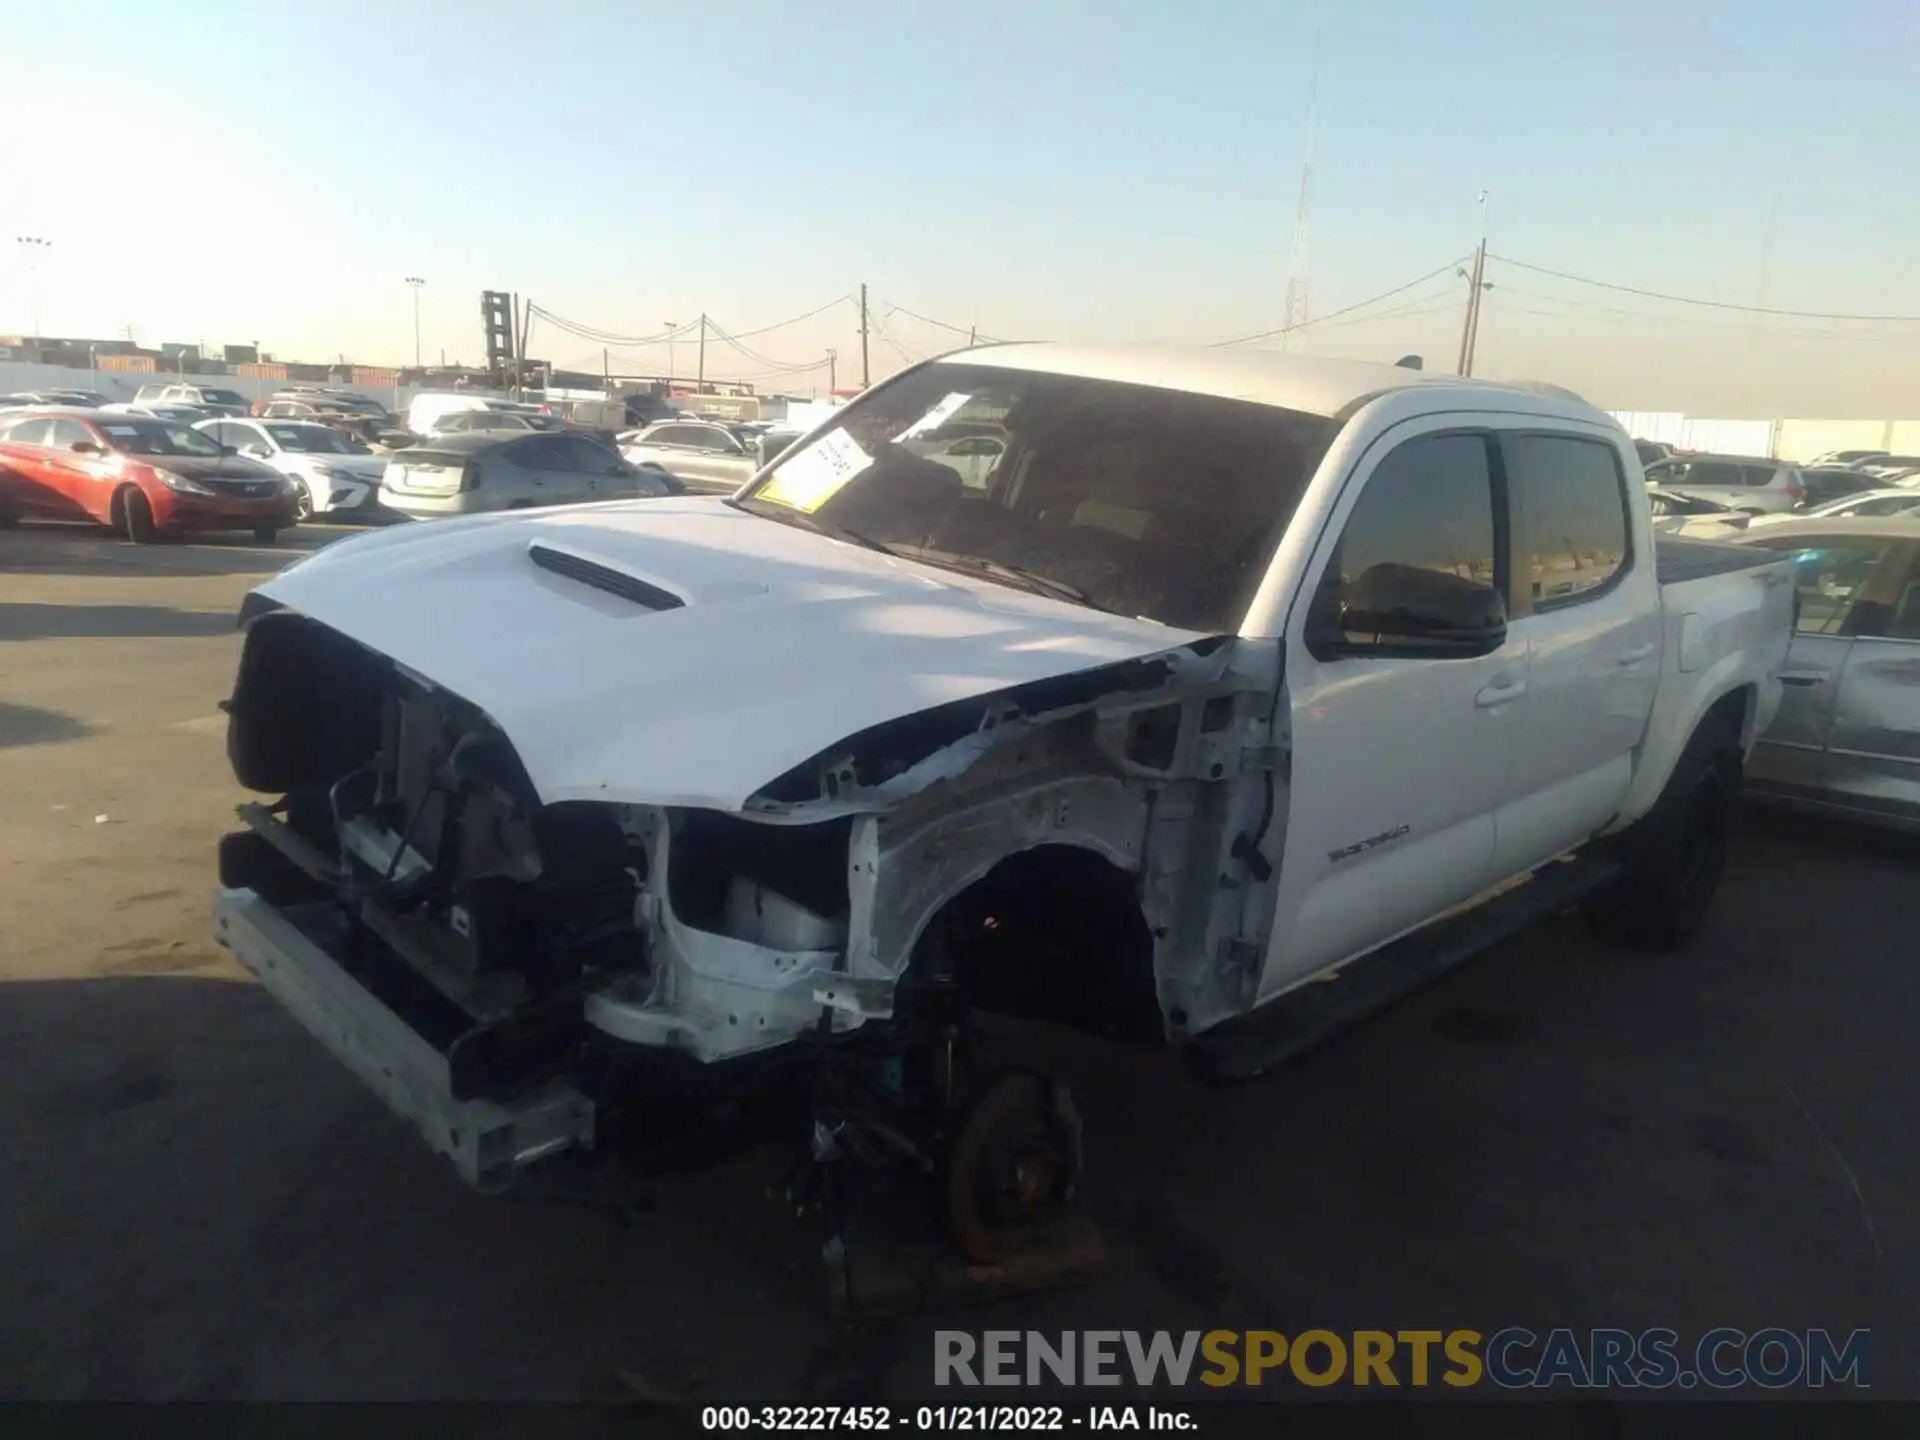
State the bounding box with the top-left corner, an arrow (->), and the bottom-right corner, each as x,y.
4,517 -> 1920,1401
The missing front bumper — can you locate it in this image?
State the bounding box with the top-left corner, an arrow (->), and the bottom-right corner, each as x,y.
213,886 -> 595,1190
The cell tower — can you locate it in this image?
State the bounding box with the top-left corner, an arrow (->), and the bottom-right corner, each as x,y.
1280,36 -> 1321,353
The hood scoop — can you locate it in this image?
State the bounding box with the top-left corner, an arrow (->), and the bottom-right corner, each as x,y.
528,541 -> 685,611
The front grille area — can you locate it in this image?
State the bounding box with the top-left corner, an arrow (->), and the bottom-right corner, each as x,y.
205,478 -> 281,497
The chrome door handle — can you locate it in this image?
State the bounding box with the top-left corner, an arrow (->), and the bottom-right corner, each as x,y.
1475,678 -> 1527,708
1779,673 -> 1826,688
1615,642 -> 1656,666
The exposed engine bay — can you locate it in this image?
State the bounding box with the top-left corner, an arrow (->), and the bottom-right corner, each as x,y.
216,606 -> 1284,1215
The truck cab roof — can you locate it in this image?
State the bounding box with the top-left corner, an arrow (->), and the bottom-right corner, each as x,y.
945,343 -> 1599,425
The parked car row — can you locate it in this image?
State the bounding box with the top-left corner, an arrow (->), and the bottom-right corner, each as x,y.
0,408 -> 298,541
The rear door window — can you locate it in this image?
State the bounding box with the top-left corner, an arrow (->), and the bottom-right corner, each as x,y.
1503,433 -> 1631,609
2,418 -> 55,446
505,437 -> 569,470
1776,544 -> 1887,635
1684,462 -> 1747,487
559,436 -> 617,471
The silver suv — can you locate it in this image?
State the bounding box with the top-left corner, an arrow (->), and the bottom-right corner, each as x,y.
1642,454 -> 1808,515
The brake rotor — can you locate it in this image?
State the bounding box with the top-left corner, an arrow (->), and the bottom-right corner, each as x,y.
942,1070 -> 1083,1264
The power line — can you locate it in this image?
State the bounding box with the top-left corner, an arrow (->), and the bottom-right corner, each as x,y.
1309,297 -> 1464,331
1489,254 -> 1920,323
877,298 -> 1003,343
724,293 -> 854,338
528,306 -> 699,346
1483,292 -> 1917,345
704,317 -> 828,373
868,315 -> 923,366
1208,260 -> 1468,347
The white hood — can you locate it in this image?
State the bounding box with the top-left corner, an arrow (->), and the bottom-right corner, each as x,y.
256,498 -> 1209,810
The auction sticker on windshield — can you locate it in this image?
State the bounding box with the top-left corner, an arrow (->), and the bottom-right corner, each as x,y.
757,428 -> 874,513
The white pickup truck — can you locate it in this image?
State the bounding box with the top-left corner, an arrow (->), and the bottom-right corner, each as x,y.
213,346 -> 1794,1260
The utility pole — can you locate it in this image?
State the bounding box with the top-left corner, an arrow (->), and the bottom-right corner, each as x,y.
697,313 -> 706,390
404,276 -> 425,368
664,322 -> 677,388
858,283 -> 870,389
16,236 -> 51,358
826,348 -> 837,392
603,347 -> 610,391
1455,191 -> 1491,377
967,325 -> 977,348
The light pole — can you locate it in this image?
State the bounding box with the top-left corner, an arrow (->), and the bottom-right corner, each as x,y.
405,277 -> 425,369
16,236 -> 51,359
664,321 -> 677,388
826,348 -> 837,393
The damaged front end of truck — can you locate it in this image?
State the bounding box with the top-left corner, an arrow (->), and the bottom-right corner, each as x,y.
214,599 -> 1285,1229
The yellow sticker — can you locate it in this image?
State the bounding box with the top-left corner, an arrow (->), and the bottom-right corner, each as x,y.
757,429 -> 874,513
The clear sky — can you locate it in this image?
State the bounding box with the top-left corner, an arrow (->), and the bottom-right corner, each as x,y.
2,0 -> 1916,416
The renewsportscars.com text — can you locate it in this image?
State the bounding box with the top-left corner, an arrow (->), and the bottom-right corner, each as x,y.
934,1328 -> 1870,1390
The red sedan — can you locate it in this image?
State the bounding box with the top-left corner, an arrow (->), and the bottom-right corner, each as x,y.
0,408 -> 299,542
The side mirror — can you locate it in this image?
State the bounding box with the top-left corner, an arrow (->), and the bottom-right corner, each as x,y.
1323,562 -> 1508,657
70,440 -> 101,454
242,444 -> 270,459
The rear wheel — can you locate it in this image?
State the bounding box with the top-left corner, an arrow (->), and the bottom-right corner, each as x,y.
1582,711 -> 1742,952
123,488 -> 158,545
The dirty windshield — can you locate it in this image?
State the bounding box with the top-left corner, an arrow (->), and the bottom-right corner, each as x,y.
735,363 -> 1337,632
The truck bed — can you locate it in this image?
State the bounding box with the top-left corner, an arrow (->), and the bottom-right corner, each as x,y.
1655,536 -> 1782,585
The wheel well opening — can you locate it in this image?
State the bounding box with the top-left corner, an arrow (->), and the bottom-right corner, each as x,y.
913,844 -> 1161,1044
109,485 -> 133,529
1706,684 -> 1754,749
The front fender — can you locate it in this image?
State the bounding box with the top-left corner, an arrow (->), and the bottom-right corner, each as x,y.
845,772 -> 1150,983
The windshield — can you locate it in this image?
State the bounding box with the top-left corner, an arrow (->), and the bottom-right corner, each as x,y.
96,420 -> 224,457
734,362 -> 1338,632
199,389 -> 247,406
267,423 -> 366,454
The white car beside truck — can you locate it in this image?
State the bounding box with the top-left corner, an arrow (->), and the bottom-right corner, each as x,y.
213,346 -> 1793,1261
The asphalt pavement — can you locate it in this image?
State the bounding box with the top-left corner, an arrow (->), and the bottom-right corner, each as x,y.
2,518 -> 1917,1402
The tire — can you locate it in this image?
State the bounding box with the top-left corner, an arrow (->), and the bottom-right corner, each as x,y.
252,526 -> 279,544
123,488 -> 158,544
1582,710 -> 1742,952
0,485 -> 19,528
291,479 -> 314,522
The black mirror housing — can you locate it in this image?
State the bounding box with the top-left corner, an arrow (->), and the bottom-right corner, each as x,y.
1324,562 -> 1508,658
